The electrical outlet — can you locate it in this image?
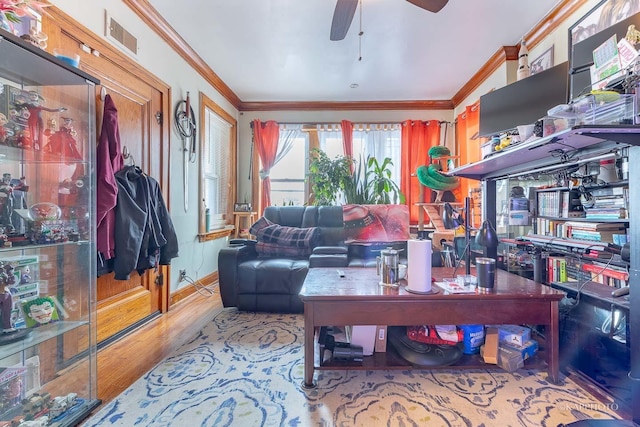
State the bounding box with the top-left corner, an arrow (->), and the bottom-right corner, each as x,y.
179,269 -> 187,282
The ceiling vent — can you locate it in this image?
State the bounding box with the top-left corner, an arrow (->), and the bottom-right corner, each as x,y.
105,12 -> 138,57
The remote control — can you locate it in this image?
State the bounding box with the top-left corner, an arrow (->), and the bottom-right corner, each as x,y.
337,269 -> 345,278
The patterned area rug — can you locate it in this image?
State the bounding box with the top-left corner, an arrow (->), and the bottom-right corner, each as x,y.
84,309 -> 622,426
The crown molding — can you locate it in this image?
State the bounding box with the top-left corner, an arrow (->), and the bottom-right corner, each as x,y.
451,46 -> 519,107
123,0 -> 242,108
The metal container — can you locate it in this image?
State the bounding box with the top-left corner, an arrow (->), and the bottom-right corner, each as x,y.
377,247 -> 400,286
476,257 -> 496,289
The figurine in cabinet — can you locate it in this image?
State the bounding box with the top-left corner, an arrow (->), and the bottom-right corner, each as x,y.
0,113 -> 8,144
13,91 -> 66,151
0,287 -> 14,333
21,297 -> 58,327
0,174 -> 14,232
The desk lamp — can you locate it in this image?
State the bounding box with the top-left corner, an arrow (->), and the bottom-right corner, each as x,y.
475,219 -> 499,251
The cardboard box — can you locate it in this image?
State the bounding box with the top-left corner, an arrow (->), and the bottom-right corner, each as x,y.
496,325 -> 531,347
345,325 -> 377,356
374,325 -> 387,353
498,344 -> 524,372
503,339 -> 539,360
481,327 -> 499,364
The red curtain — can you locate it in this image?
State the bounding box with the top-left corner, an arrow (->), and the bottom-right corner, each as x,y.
253,119 -> 279,214
456,102 -> 481,207
401,120 -> 441,224
341,120 -> 354,173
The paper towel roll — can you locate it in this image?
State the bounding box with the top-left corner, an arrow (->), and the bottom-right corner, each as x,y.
407,239 -> 432,293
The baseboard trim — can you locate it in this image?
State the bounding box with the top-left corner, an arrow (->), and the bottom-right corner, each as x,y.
97,312 -> 161,350
170,271 -> 218,306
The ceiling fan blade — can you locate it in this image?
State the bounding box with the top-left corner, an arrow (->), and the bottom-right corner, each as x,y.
330,0 -> 358,41
406,0 -> 449,13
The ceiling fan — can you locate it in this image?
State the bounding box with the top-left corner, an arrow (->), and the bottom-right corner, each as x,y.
330,0 -> 449,41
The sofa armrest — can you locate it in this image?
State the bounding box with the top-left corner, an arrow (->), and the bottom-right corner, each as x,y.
312,245 -> 348,255
218,243 -> 258,307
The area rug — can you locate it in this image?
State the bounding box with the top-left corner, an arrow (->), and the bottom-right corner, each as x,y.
83,309 -> 622,427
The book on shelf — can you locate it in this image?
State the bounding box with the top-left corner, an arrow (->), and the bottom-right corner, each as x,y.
569,228 -> 626,242
581,262 -> 629,287
562,221 -> 627,230
561,191 -> 569,218
547,255 -> 568,283
592,195 -> 626,207
584,207 -> 627,219
588,186 -> 625,197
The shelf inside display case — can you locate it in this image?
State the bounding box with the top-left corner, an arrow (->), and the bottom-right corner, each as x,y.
449,126 -> 638,180
0,321 -> 88,359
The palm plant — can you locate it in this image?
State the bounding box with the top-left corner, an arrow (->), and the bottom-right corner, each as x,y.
364,156 -> 406,204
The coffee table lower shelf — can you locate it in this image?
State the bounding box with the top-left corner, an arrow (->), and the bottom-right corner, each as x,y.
315,341 -> 548,372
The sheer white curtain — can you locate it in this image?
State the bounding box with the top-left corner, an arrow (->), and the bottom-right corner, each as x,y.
353,125 -> 402,187
275,124 -> 302,164
317,126 -> 343,160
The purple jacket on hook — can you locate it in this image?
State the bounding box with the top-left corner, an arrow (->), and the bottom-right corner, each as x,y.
96,94 -> 124,260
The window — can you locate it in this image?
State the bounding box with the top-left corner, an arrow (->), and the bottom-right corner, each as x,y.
199,93 -> 236,234
267,123 -> 402,206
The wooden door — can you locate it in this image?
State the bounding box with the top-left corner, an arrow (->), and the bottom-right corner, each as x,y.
43,12 -> 171,344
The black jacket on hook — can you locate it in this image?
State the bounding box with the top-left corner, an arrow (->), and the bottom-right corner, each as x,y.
113,165 -> 179,280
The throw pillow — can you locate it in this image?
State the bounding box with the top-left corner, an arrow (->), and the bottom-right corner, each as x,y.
343,204 -> 410,244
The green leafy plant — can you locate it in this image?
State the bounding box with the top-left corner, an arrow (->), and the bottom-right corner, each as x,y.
307,149 -> 353,206
364,156 -> 406,204
308,149 -> 405,206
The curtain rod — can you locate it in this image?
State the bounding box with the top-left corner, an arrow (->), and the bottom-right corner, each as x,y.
250,120 -> 453,128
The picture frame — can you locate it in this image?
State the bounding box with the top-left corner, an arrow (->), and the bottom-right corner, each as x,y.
530,46 -> 554,75
568,0 -> 640,99
234,203 -> 252,212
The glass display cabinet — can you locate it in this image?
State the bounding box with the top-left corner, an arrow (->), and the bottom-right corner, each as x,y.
0,29 -> 100,425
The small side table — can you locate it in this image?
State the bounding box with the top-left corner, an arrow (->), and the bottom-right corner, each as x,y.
233,211 -> 257,238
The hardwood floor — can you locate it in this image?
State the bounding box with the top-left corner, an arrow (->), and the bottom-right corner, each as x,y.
95,285 -> 222,405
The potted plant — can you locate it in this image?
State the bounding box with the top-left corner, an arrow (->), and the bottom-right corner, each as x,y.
307,149 -> 353,206
308,150 -> 405,206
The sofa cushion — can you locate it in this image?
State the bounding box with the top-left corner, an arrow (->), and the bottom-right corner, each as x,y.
343,204 -> 410,244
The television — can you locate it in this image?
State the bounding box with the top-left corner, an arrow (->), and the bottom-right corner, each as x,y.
478,62 -> 569,138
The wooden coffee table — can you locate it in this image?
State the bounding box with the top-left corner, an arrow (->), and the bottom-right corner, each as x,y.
298,267 -> 564,388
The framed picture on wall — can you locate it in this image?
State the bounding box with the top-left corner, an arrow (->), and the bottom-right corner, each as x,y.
234,203 -> 252,212
570,0 -> 640,44
530,46 -> 554,75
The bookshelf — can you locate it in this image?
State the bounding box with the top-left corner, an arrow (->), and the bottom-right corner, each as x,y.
450,128 -> 637,415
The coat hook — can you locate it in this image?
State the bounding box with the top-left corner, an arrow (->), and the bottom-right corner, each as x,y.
155,111 -> 162,125
100,86 -> 107,101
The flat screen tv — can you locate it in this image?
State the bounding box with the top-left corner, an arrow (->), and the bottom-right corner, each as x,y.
478,61 -> 569,138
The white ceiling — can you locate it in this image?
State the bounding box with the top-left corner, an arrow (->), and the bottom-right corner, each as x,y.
147,0 -> 562,103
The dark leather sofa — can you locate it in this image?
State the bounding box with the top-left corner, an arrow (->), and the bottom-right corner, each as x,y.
218,205 -> 418,313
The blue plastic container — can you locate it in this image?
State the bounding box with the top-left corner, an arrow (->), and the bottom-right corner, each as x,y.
460,324 -> 484,355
